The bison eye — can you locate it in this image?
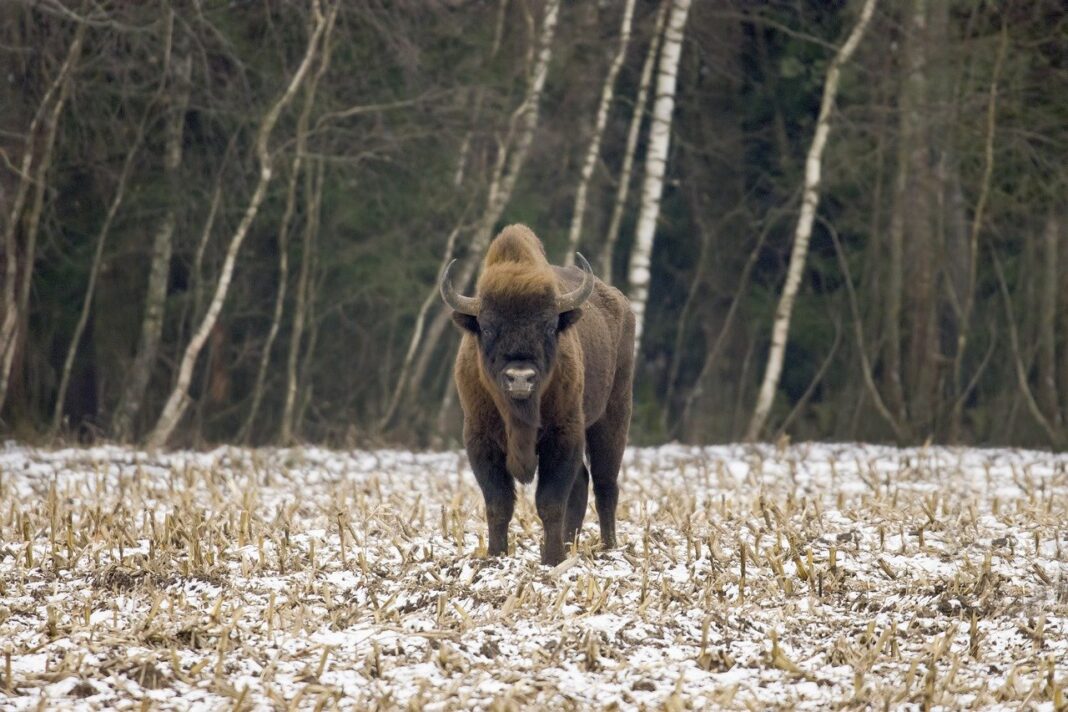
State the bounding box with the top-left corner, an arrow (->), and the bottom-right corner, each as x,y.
481,327 -> 494,339
545,324 -> 557,337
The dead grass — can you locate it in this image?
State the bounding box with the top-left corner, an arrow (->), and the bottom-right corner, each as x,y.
0,443 -> 1066,709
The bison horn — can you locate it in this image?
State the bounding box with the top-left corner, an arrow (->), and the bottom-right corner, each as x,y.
557,252 -> 595,313
439,259 -> 480,315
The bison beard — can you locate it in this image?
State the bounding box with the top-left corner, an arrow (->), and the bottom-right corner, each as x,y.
443,224 -> 635,565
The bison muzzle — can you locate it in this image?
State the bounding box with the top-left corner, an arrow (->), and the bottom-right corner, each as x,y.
442,224 -> 635,565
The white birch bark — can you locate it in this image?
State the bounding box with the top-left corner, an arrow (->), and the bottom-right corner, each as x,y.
438,0 -> 560,296
50,117 -> 146,436
602,1 -> 667,283
378,0 -> 510,431
111,39 -> 191,442
240,19 -> 333,444
563,0 -> 636,266
146,1 -> 336,448
378,220 -> 463,430
279,157 -> 324,444
626,0 -> 692,356
406,0 -> 560,402
745,0 -> 878,441
0,25 -> 85,416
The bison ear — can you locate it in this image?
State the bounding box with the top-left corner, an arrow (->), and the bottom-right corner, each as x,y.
451,312 -> 480,333
558,308 -> 583,332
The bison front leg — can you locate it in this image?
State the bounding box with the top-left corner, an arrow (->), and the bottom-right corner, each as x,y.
563,464 -> 589,549
535,431 -> 583,566
466,436 -> 515,557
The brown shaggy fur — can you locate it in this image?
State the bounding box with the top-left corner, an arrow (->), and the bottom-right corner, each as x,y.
476,227 -> 557,314
449,224 -> 635,564
483,223 -> 547,264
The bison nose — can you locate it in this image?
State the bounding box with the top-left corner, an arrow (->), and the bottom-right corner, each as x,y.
503,367 -> 536,392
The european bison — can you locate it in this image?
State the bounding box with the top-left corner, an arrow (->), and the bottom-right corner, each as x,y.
440,224 -> 635,565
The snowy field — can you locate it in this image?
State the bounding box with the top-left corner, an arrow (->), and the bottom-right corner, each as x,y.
1,442 -> 1066,710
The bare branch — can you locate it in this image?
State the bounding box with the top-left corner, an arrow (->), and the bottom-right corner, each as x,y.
147,0 -> 339,448
991,248 -> 1062,449
823,215 -> 907,442
746,0 -> 878,441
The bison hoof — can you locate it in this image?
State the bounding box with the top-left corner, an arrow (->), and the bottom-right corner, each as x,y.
540,549 -> 566,566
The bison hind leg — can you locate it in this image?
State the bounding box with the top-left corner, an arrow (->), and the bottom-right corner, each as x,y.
563,463 -> 589,551
587,421 -> 625,550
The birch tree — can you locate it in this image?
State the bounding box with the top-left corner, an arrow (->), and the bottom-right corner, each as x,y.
279,158 -> 324,443
602,0 -> 667,283
49,91 -> 156,437
146,0 -> 337,448
377,0 -> 509,432
239,18 -> 333,444
1039,212 -> 1061,426
111,36 -> 192,442
626,0 -> 691,356
51,14 -> 169,437
563,0 -> 636,266
404,0 -> 561,405
0,24 -> 85,416
744,0 -> 878,441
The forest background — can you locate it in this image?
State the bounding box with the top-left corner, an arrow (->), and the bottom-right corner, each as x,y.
2,0 -> 1066,450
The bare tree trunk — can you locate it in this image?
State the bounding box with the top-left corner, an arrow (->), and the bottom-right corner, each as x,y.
883,1 -> 932,433
884,153 -> 908,428
53,13 -> 181,438
295,313 -> 321,439
239,23 -> 333,444
50,106 -> 152,437
280,157 -> 324,444
745,0 -> 877,441
662,194 -> 717,432
774,314 -> 842,439
407,0 -> 560,403
563,0 -> 636,266
1038,211 -> 1061,426
680,201 -> 791,434
0,24 -> 85,417
407,143 -> 502,403
602,1 -> 667,284
377,219 -> 465,431
901,0 -> 939,434
824,215 -> 907,442
625,0 -> 691,355
992,250 -> 1063,449
188,140 -> 233,334
451,0 -> 508,189
949,24 -> 1008,436
111,41 -> 192,442
856,48 -> 893,436
1057,214 -> 1068,419
660,9 -> 744,433
238,164 -> 296,442
377,2 -> 511,432
146,0 -> 336,449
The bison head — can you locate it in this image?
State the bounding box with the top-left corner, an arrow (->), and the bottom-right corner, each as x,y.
441,254 -> 594,405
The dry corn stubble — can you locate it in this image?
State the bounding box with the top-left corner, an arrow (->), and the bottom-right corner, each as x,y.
0,443 -> 1066,709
